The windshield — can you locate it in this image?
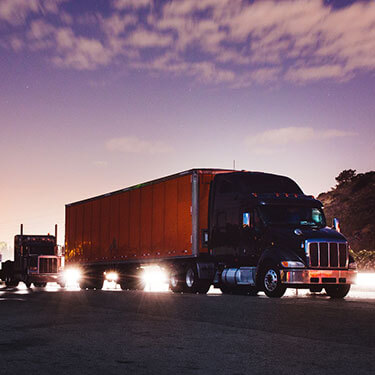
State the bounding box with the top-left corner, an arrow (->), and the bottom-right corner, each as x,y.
25,243 -> 55,255
259,205 -> 326,227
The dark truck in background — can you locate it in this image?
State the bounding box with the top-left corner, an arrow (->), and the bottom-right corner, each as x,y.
65,169 -> 357,298
0,225 -> 64,288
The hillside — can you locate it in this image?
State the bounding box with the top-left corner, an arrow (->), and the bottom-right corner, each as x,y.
317,170 -> 375,269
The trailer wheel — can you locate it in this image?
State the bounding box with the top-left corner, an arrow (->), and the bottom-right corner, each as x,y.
261,265 -> 286,298
169,271 -> 184,293
5,279 -> 19,288
325,284 -> 350,299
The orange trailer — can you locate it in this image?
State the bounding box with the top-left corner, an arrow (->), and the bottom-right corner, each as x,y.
65,169 -> 229,291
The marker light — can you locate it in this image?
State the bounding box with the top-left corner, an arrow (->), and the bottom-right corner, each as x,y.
64,268 -> 81,286
281,261 -> 305,268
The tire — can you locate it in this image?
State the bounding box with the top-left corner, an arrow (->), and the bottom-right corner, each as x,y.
5,279 -> 19,288
34,282 -> 47,288
261,265 -> 286,298
325,284 -> 350,299
169,270 -> 184,293
184,264 -> 210,294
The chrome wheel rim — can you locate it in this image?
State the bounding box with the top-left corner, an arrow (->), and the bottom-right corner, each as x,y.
264,269 -> 278,292
186,268 -> 194,288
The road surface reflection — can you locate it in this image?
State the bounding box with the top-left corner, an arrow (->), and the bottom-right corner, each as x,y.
1,273 -> 374,300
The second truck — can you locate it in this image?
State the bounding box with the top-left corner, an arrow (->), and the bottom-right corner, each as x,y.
65,169 -> 357,298
0,225 -> 64,288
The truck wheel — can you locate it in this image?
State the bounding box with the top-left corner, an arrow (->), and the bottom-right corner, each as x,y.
34,282 -> 47,288
184,265 -> 210,294
261,265 -> 286,298
325,284 -> 350,299
169,271 -> 184,293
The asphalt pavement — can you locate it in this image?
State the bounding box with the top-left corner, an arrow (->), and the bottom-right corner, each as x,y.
0,284 -> 374,375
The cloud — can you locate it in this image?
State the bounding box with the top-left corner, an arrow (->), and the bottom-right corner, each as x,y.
0,0 -> 39,25
4,0 -> 375,86
126,28 -> 173,48
93,161 -> 108,168
246,127 -> 357,148
113,0 -> 153,10
27,21 -> 114,70
106,137 -> 173,154
0,0 -> 67,25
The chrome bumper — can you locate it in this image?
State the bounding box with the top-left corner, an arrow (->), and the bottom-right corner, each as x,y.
281,269 -> 357,285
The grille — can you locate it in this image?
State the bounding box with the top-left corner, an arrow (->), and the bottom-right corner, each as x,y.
39,257 -> 58,273
307,241 -> 347,268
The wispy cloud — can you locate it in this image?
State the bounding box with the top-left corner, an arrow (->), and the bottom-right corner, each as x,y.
246,127 -> 356,147
245,126 -> 357,154
106,136 -> 173,154
3,0 -> 375,86
92,161 -> 108,168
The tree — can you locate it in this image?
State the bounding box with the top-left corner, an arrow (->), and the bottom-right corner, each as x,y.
335,169 -> 356,185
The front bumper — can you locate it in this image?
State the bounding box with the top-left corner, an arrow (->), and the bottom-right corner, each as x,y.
281,269 -> 357,285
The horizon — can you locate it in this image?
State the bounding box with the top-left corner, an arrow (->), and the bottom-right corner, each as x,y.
1,0 -> 375,253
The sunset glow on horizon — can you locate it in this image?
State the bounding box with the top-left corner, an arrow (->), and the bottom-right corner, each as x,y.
1,0 -> 374,256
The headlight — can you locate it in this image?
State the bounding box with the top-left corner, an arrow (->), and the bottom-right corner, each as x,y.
105,271 -> 118,282
63,268 -> 81,284
281,261 -> 305,268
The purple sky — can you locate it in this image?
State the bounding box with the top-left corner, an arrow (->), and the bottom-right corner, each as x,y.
1,0 -> 375,252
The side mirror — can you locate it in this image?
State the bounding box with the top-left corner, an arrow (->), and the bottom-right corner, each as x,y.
333,218 -> 341,232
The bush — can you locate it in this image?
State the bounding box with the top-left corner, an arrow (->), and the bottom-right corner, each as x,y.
350,249 -> 375,271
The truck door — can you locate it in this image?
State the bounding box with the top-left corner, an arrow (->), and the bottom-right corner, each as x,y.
240,209 -> 263,266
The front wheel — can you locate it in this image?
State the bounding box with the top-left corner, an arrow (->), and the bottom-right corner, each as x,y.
261,266 -> 286,298
325,284 -> 350,299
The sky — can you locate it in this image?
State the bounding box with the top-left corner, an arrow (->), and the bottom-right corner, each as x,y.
0,0 -> 375,254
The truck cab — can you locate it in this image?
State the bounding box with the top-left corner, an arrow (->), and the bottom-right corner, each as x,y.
1,225 -> 64,288
209,172 -> 357,298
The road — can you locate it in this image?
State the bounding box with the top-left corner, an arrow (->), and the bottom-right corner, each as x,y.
0,284 -> 374,375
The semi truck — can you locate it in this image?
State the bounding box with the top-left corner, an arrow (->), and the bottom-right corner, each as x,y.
65,169 -> 357,298
0,225 -> 64,288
